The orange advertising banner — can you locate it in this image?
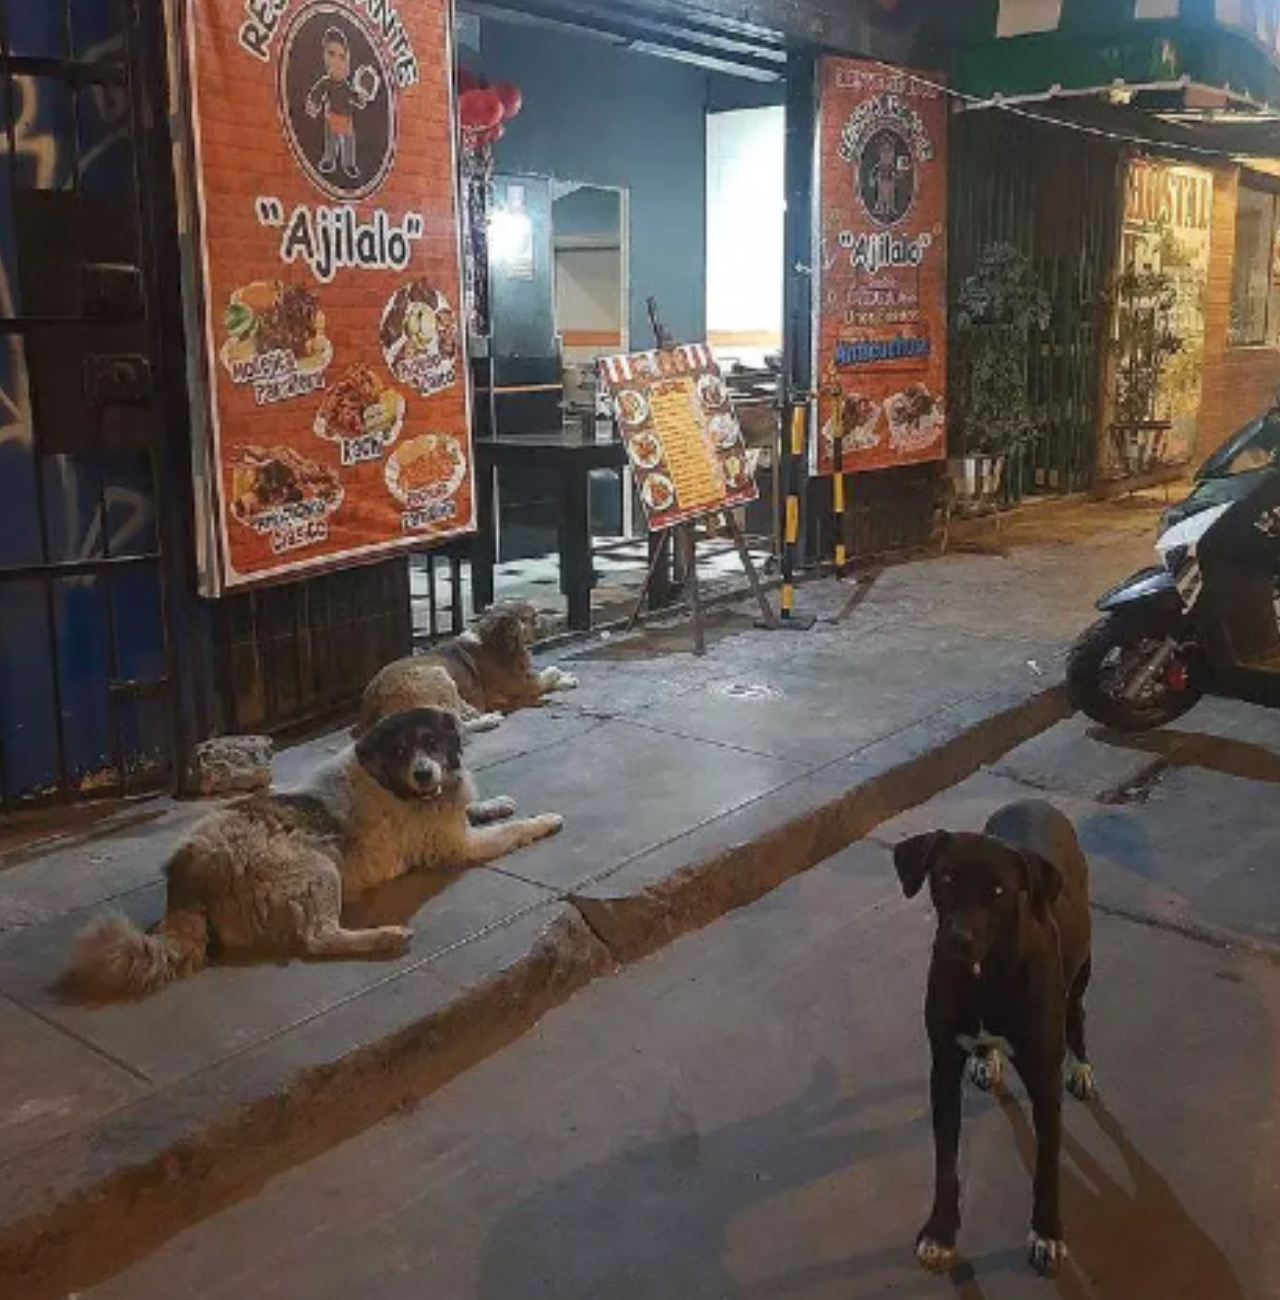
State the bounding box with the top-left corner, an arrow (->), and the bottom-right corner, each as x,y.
179,0 -> 473,593
814,58 -> 947,476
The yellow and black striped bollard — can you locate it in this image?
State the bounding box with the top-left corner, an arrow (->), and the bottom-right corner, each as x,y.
780,400 -> 806,620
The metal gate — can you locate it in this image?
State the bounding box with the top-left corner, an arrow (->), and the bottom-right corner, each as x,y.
0,0 -> 192,810
949,109 -> 1123,498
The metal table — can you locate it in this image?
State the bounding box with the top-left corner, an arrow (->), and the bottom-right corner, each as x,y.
473,433 -> 629,631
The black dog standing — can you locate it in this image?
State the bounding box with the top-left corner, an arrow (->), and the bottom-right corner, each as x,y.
893,799 -> 1096,1277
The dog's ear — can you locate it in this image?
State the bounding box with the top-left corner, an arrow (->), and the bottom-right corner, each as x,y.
893,831 -> 949,899
441,711 -> 463,770
478,609 -> 525,656
354,714 -> 407,795
497,614 -> 525,657
1019,850 -> 1064,920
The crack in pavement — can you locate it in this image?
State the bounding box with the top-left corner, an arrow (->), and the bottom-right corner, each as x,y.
1091,900 -> 1280,967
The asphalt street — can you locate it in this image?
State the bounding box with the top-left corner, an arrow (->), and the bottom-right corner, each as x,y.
85,697 -> 1280,1300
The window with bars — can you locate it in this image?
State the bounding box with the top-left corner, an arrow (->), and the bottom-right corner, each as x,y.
1228,184 -> 1280,348
0,0 -> 179,807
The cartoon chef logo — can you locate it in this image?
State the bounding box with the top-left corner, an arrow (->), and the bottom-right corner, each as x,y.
278,2 -> 396,201
857,126 -> 914,226
839,92 -> 932,229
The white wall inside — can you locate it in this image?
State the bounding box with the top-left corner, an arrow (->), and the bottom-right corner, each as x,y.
705,105 -> 784,366
555,247 -> 623,353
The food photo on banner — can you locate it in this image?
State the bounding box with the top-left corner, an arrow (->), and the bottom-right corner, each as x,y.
597,345 -> 758,532
175,0 -> 474,593
814,57 -> 947,477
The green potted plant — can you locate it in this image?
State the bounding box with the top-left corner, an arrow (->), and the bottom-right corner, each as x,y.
1106,265 -> 1181,477
951,243 -> 1051,508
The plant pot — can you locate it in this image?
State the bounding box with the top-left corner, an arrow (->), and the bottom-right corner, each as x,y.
1107,421 -> 1172,477
948,454 -> 1006,507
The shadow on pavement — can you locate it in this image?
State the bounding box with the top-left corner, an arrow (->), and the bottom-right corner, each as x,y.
531,1076 -> 1246,1300
1089,726 -> 1280,788
746,1093 -> 1244,1300
340,866 -> 464,929
988,1093 -> 1246,1300
475,1061 -> 924,1300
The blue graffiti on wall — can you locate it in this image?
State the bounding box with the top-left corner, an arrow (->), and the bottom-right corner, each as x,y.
0,0 -> 170,801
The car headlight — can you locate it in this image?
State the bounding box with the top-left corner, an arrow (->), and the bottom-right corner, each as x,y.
1164,543 -> 1189,574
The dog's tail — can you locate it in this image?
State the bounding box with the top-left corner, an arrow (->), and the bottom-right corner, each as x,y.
67,909 -> 209,1000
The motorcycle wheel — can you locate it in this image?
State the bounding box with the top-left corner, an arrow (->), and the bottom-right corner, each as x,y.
1066,614 -> 1202,732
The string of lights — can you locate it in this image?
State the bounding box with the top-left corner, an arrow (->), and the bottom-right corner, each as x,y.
864,58 -> 1277,164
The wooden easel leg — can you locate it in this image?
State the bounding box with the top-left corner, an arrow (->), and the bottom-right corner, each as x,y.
682,524 -> 706,656
725,511 -> 777,628
627,528 -> 670,632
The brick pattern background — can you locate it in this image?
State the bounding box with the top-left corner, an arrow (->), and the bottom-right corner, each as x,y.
1196,164 -> 1280,463
814,57 -> 947,477
189,0 -> 473,587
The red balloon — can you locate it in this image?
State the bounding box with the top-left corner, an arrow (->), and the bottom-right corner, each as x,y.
459,88 -> 503,132
492,81 -> 522,120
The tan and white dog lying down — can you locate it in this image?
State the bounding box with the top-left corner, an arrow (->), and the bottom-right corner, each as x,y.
68,709 -> 562,999
356,601 -> 577,737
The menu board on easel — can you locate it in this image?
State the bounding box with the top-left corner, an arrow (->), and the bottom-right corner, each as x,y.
598,344 -> 758,531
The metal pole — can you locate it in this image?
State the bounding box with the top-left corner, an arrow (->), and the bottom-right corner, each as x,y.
778,47 -> 818,629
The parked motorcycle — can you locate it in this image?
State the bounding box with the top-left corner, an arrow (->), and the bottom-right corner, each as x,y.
1067,394 -> 1280,731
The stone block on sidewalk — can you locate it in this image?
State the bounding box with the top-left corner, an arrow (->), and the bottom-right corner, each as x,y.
185,735 -> 273,797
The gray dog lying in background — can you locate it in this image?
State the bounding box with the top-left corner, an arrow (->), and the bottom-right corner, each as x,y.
69,709 -> 563,999
356,602 -> 577,737
893,799 -> 1095,1278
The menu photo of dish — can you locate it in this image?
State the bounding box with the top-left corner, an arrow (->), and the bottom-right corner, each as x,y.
221,280 -> 332,404
384,432 -> 470,532
379,280 -> 460,397
885,382 -> 945,455
313,363 -> 406,467
227,444 -> 345,556
694,371 -> 755,491
600,344 -> 758,531
821,389 -> 884,469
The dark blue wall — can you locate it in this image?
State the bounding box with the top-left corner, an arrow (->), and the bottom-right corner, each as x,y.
475,22 -> 711,348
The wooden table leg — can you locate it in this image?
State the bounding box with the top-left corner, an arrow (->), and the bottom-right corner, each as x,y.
472,460 -> 497,613
562,463 -> 593,631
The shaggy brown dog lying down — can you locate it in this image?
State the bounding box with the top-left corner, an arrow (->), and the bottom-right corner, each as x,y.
68,709 -> 563,999
355,601 -> 577,737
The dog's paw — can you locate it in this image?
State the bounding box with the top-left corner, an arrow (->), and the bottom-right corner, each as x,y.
556,671 -> 579,691
376,926 -> 413,957
965,1049 -> 1002,1094
469,712 -> 504,734
1027,1232 -> 1066,1277
471,795 -> 517,823
916,1236 -> 957,1275
532,812 -> 564,838
1065,1059 -> 1097,1102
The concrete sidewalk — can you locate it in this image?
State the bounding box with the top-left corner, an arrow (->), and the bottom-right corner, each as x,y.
80,704 -> 1280,1300
0,498 -> 1161,1297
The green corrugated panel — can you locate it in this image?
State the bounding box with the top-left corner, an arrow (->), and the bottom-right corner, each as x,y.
948,110 -> 1121,499
954,21 -> 1280,110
